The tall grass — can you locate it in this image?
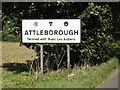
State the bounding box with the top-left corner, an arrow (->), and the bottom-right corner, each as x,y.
2,57 -> 118,88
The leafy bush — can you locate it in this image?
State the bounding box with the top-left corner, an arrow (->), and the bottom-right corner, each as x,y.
22,3 -> 114,68
3,34 -> 20,42
2,15 -> 21,42
71,3 -> 114,66
2,2 -> 115,70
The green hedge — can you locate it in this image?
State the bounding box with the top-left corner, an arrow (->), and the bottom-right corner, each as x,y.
2,2 -> 115,68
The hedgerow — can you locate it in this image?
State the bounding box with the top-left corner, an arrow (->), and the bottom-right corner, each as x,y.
2,2 -> 115,70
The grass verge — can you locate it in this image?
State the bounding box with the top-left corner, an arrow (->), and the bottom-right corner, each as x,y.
0,41 -> 20,43
2,57 -> 118,88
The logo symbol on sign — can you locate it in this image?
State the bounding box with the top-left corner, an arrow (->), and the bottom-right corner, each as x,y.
33,22 -> 38,27
64,21 -> 69,26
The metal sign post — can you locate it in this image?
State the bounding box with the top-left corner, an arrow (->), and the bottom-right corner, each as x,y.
22,19 -> 81,76
67,44 -> 71,75
40,45 -> 43,75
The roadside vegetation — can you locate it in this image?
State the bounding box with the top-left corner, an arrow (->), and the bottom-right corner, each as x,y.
2,57 -> 118,88
1,2 -> 120,88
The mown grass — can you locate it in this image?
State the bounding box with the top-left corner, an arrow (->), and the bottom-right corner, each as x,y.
2,57 -> 118,88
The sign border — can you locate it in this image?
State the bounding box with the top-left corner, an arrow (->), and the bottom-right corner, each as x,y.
21,18 -> 81,44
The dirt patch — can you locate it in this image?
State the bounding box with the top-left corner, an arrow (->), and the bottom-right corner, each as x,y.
1,42 -> 37,66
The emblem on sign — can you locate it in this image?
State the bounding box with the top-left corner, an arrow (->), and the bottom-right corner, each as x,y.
64,21 -> 69,26
33,22 -> 38,27
22,19 -> 81,43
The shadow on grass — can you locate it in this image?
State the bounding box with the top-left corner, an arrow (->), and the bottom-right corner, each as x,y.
2,62 -> 29,74
2,58 -> 41,74
2,46 -> 120,74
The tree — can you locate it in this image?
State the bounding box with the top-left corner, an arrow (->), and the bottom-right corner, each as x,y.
2,2 -> 116,71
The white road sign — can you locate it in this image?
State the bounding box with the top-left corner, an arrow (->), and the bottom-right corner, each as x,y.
22,19 -> 81,43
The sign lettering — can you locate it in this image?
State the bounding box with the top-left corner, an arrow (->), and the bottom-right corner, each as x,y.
22,19 -> 81,43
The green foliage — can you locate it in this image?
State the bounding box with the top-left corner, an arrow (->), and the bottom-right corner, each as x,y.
2,58 -> 118,88
108,3 -> 120,41
2,15 -> 16,35
70,3 -> 114,65
19,3 -> 115,66
3,34 -> 20,42
2,15 -> 20,42
2,2 -> 117,67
